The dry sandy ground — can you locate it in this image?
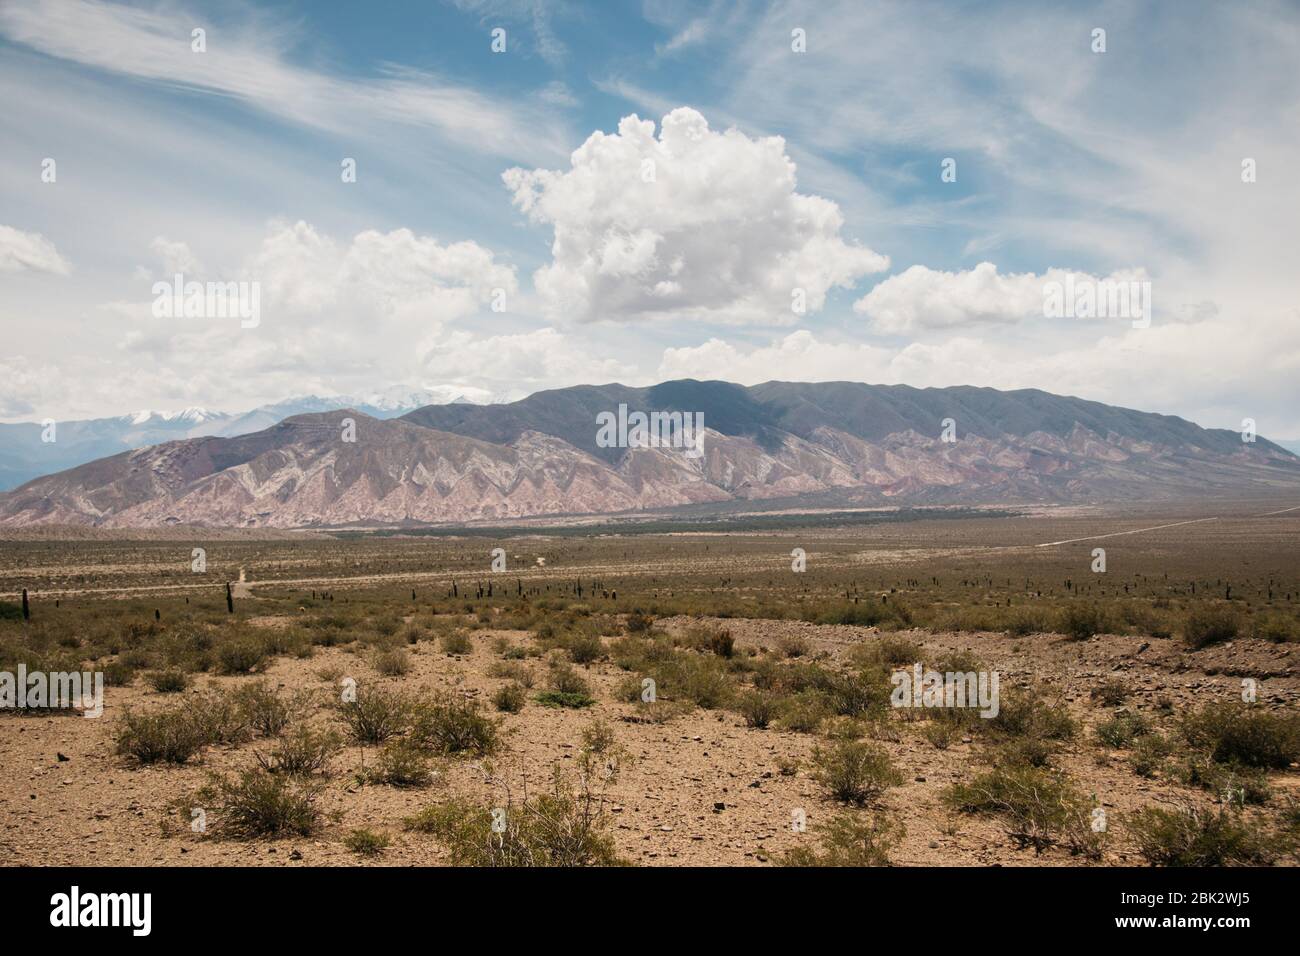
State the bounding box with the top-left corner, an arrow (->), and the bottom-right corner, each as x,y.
1,616 -> 1296,867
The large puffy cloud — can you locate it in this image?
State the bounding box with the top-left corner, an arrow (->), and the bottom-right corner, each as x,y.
854,262 -> 1152,333
0,224 -> 70,274
420,327 -> 636,396
503,108 -> 888,324
98,222 -> 521,414
246,221 -> 517,325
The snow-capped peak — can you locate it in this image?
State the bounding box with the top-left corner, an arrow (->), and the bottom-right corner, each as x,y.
126,406 -> 222,425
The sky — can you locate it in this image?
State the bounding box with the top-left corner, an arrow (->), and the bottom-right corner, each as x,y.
1,0 -> 1297,439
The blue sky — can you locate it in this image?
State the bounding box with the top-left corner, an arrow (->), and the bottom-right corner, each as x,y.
1,0 -> 1298,439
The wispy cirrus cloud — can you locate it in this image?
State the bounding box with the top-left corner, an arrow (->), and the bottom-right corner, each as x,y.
0,0 -> 572,163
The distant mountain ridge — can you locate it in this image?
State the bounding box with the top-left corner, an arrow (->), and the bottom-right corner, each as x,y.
0,380 -> 1295,528
0,386 -> 511,490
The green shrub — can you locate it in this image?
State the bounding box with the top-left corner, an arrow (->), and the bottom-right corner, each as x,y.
146,669 -> 190,693
336,686 -> 412,744
561,633 -> 600,666
367,737 -> 434,787
440,631 -> 472,655
1181,703 -> 1300,768
1060,604 -> 1104,641
1180,757 -> 1272,806
545,661 -> 591,696
812,741 -> 904,805
1129,733 -> 1174,778
1095,711 -> 1152,749
624,610 -> 654,633
1128,804 -> 1273,866
189,692 -> 253,745
115,707 -> 206,765
1251,612 -> 1297,643
988,687 -> 1076,742
945,764 -> 1100,857
673,655 -> 734,708
403,773 -> 623,866
492,683 -> 527,713
778,689 -> 832,733
216,639 -> 266,675
737,690 -> 778,729
487,660 -> 534,686
991,736 -> 1057,769
344,828 -> 390,856
851,636 -> 921,668
1183,605 -> 1241,650
373,648 -> 411,676
780,812 -> 903,866
255,726 -> 342,776
201,769 -> 321,839
232,681 -> 294,737
535,690 -> 595,709
410,693 -> 499,756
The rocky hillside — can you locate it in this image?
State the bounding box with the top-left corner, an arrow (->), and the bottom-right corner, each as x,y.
0,381 -> 1296,528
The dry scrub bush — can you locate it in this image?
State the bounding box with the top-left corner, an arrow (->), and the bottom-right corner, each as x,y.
780,812 -> 904,867
204,769 -> 321,839
1182,605 -> 1241,649
1181,702 -> 1300,769
812,740 -> 904,805
1128,803 -> 1274,866
255,726 -> 342,776
410,693 -> 499,756
404,767 -> 624,867
336,686 -> 412,744
945,764 -> 1102,858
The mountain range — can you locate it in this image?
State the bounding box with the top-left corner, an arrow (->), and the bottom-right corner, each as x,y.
0,380 -> 1296,529
0,386 -> 510,491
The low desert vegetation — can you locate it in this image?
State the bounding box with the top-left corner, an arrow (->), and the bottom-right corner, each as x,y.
780,812 -> 904,867
255,726 -> 343,776
6,522 -> 1299,869
1182,605 -> 1242,650
146,668 -> 189,693
336,686 -> 411,745
343,828 -> 390,857
492,682 -> 527,713
364,737 -> 436,787
404,767 -> 624,867
812,740 -> 904,805
1179,702 -> 1300,769
409,693 -> 499,756
1127,803 -> 1275,866
192,768 -> 322,839
945,763 -> 1103,858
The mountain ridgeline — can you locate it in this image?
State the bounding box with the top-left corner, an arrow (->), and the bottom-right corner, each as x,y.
1,381 -> 1295,528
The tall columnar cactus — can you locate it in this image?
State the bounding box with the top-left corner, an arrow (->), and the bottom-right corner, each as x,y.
226,582 -> 234,614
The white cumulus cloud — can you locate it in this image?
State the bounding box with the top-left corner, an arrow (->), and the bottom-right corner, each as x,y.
504,108 -> 889,325
854,262 -> 1151,333
0,224 -> 70,274
419,327 -> 636,396
246,221 -> 517,326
